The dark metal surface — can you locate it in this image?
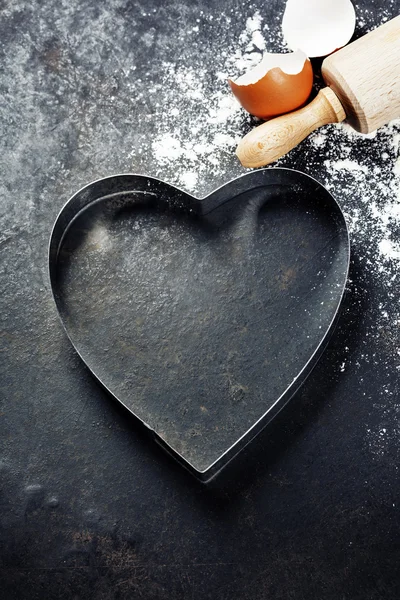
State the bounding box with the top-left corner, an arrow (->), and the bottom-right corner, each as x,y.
1,0 -> 400,598
50,170 -> 349,478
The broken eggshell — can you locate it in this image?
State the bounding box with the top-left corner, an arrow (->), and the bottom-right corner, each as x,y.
228,50 -> 313,120
282,0 -> 356,58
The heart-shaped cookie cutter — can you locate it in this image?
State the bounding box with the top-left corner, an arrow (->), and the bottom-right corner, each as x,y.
49,169 -> 350,481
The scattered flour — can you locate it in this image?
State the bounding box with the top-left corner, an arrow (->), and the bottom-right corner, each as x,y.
319,119 -> 400,275
129,4 -> 400,461
326,159 -> 369,174
139,5 -> 400,301
134,7 -> 280,191
379,238 -> 400,261
179,171 -> 199,190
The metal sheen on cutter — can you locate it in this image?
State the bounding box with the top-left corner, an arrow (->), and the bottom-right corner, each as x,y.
49,169 -> 350,481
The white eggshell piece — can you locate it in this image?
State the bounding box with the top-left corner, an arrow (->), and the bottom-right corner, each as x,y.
282,0 -> 356,58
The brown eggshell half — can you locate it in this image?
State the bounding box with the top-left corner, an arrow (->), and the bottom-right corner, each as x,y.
229,58 -> 313,120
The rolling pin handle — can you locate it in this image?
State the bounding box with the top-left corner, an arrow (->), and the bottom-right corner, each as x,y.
236,87 -> 347,169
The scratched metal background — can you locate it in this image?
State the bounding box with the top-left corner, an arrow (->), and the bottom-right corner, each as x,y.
1,0 -> 400,598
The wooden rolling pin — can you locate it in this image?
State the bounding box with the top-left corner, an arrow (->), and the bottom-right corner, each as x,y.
236,15 -> 400,168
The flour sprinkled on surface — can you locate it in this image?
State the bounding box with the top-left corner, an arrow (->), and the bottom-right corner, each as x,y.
129,3 -> 400,460
133,8 -> 283,191
139,7 -> 400,296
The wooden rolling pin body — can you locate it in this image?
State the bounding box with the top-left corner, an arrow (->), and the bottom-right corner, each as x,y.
237,15 -> 400,168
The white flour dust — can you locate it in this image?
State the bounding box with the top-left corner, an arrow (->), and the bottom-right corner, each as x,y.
136,8 -> 280,191
137,5 -> 400,298
309,115 -> 400,459
133,6 -> 400,291
317,120 -> 400,269
129,5 -> 399,457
